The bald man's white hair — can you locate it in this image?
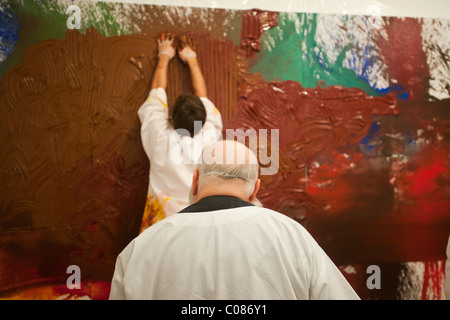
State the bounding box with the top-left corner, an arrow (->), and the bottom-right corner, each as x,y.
196,140 -> 259,198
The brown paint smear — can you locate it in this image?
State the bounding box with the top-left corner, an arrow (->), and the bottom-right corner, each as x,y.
0,28 -> 241,295
240,9 -> 278,58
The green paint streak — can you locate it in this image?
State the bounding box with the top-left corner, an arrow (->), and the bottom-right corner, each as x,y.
250,12 -> 379,95
0,1 -> 134,79
0,0 -> 67,77
81,1 -> 125,37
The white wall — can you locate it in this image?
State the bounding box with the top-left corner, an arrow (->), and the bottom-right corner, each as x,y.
99,0 -> 450,19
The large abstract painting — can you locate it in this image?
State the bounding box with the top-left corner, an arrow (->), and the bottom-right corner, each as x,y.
0,0 -> 449,299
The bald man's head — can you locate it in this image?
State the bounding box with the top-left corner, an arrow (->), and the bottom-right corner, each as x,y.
201,139 -> 259,166
189,140 -> 261,204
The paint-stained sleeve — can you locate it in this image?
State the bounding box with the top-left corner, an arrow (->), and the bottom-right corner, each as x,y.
200,97 -> 223,133
137,87 -> 171,158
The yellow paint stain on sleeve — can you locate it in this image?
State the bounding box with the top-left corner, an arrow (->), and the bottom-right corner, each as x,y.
139,195 -> 167,233
147,96 -> 168,108
158,97 -> 168,108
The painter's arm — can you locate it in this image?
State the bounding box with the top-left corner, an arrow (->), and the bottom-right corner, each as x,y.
151,33 -> 175,90
137,33 -> 175,159
178,37 -> 207,98
186,57 -> 207,98
151,55 -> 171,90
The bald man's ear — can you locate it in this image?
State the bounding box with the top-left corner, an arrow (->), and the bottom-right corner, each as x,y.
248,179 -> 260,203
192,169 -> 199,196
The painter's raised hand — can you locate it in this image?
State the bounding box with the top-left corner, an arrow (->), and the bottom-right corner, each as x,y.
177,34 -> 197,62
178,46 -> 197,62
157,33 -> 176,59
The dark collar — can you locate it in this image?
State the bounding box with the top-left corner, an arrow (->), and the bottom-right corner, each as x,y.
179,195 -> 254,213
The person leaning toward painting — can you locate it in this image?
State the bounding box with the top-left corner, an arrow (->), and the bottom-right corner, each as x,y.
138,33 -> 223,231
109,140 -> 360,300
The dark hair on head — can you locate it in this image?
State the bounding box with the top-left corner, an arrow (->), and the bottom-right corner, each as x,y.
172,94 -> 206,137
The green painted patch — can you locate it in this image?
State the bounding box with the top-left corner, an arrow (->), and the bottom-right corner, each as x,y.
250,12 -> 379,95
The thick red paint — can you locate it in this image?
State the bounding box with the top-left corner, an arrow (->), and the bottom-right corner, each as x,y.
421,261 -> 446,300
306,146 -> 450,266
409,156 -> 446,196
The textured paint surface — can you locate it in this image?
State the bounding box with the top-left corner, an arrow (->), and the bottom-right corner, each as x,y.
0,1 -> 449,300
0,28 -> 154,294
0,27 -> 241,297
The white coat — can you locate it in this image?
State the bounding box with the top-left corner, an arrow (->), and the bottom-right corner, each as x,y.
109,196 -> 360,300
138,88 -> 223,218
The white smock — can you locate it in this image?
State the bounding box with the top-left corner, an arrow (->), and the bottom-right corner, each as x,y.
138,88 -> 223,217
109,203 -> 360,300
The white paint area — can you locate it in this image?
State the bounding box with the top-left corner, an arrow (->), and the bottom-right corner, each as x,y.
314,14 -> 390,91
97,0 -> 450,19
422,18 -> 450,100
